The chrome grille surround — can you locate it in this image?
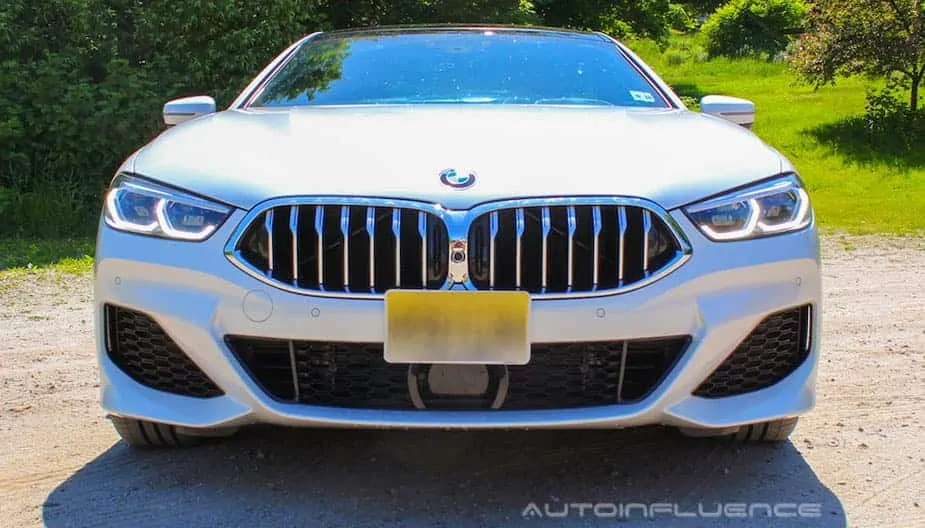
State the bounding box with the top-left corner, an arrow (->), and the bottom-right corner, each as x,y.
225,196 -> 692,300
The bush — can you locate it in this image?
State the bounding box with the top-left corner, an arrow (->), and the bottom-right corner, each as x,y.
860,89 -> 925,153
701,0 -> 806,58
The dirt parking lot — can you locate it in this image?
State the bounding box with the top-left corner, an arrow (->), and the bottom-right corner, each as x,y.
1,235 -> 923,527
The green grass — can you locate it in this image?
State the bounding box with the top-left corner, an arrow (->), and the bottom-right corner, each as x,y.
631,35 -> 925,235
0,237 -> 95,275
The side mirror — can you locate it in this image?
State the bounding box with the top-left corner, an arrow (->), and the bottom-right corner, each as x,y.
700,95 -> 755,129
163,95 -> 216,126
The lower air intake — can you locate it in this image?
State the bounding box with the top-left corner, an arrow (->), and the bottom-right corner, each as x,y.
225,336 -> 690,410
693,305 -> 812,398
104,305 -> 223,398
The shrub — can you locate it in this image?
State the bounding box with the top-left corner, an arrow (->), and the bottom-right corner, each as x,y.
701,0 -> 807,58
861,89 -> 925,152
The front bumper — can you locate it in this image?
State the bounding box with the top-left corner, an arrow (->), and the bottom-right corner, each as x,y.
94,210 -> 821,430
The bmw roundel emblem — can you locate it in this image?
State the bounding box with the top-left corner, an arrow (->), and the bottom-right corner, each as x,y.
440,168 -> 476,189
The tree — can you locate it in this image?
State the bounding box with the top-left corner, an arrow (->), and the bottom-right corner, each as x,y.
791,0 -> 925,111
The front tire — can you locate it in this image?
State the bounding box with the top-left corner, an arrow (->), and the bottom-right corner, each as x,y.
110,416 -> 233,448
729,417 -> 799,443
679,417 -> 799,443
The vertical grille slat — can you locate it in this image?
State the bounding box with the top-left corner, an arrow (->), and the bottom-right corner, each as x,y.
489,211 -> 499,289
642,210 -> 652,276
314,206 -> 325,289
566,206 -> 576,291
264,209 -> 275,278
418,211 -> 428,287
340,206 -> 350,291
392,209 -> 401,288
233,199 -> 685,298
592,205 -> 602,288
289,206 -> 300,286
616,340 -> 629,402
366,207 -> 376,292
515,208 -> 525,289
540,207 -> 551,292
618,205 -> 627,285
287,340 -> 300,402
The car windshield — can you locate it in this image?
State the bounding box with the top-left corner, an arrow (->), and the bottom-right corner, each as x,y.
247,29 -> 670,108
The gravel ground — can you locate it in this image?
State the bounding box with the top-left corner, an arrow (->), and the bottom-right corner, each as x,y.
1,234 -> 923,527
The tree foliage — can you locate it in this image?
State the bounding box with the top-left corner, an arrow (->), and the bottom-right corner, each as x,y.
0,0 -> 676,236
790,0 -> 925,111
683,0 -> 728,17
667,4 -> 697,32
701,0 -> 807,58
319,0 -> 539,27
534,0 -> 672,41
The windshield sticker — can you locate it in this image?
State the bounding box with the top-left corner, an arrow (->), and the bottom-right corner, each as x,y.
629,90 -> 656,103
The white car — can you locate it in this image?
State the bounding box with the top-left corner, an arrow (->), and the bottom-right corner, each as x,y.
95,26 -> 819,448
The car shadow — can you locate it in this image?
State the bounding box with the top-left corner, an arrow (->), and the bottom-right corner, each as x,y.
43,426 -> 846,527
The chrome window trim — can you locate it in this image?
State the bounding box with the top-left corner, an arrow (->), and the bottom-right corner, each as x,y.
224,196 -> 692,301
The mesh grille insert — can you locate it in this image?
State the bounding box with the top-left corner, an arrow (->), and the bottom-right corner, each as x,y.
105,305 -> 223,398
694,305 -> 812,398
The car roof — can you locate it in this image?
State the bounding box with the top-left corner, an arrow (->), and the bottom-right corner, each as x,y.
314,24 -> 612,42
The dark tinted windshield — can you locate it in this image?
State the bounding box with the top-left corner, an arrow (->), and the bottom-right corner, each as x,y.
248,29 -> 669,108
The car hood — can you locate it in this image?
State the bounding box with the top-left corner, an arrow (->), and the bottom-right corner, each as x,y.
131,105 -> 784,211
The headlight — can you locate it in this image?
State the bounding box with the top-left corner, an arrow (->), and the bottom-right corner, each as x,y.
684,174 -> 812,241
104,174 -> 232,240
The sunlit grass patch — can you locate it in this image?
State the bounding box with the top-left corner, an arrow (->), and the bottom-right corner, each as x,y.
0,238 -> 95,274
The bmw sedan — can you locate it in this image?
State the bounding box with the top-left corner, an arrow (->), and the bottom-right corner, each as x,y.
96,26 -> 819,448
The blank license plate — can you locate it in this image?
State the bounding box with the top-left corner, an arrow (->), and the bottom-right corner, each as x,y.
384,290 -> 530,365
